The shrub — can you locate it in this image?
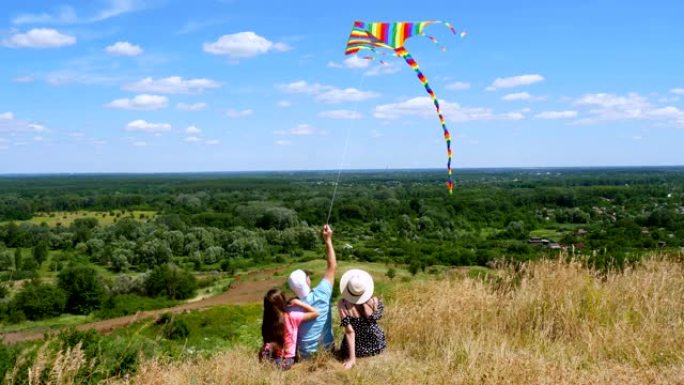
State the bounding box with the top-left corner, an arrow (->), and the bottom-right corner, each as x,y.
386,267 -> 396,280
11,281 -> 66,321
144,264 -> 197,300
163,318 -> 190,340
58,264 -> 106,314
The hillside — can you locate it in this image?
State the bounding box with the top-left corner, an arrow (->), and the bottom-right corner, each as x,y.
5,256 -> 683,385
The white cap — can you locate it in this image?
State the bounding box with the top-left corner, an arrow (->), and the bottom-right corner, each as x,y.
288,269 -> 311,299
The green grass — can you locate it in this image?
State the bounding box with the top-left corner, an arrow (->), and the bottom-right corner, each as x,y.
529,229 -> 564,239
530,223 -> 585,240
0,313 -> 93,333
95,294 -> 179,320
190,275 -> 234,301
1,210 -> 157,227
109,304 -> 263,358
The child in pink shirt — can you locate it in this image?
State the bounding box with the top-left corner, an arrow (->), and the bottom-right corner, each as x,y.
260,288 -> 319,369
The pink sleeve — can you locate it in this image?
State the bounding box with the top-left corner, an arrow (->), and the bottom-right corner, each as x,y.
289,311 -> 305,328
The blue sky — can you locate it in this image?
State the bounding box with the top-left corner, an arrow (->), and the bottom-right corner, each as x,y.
1,0 -> 683,174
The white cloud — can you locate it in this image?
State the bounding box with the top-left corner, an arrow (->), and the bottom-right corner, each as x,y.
132,141 -> 147,147
12,6 -> 78,25
328,56 -> 370,69
33,136 -> 45,142
203,31 -> 290,59
501,112 -> 526,121
318,110 -> 362,120
328,57 -> 400,76
364,62 -> 401,76
3,28 -> 76,48
671,88 -> 684,95
13,76 -> 34,83
274,124 -> 315,136
184,136 -> 200,143
374,96 -> 520,122
574,92 -> 684,127
276,80 -> 329,95
12,1 -> 140,25
290,124 -> 314,136
176,102 -> 207,111
276,80 -> 378,104
370,129 -> 382,138
205,139 -> 220,145
226,108 -> 253,118
105,41 -> 142,56
576,93 -> 648,110
632,135 -> 642,140
446,82 -> 471,91
574,92 -> 650,122
125,120 -> 171,133
275,140 -> 292,146
123,76 -> 221,94
185,125 -> 201,134
316,88 -> 379,104
486,74 -> 544,91
535,110 -> 578,120
106,94 -> 168,110
502,92 -> 534,101
277,100 -> 292,108
0,113 -> 49,134
91,0 -> 138,23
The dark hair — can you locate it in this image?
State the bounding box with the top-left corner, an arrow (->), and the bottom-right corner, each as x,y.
262,288 -> 287,349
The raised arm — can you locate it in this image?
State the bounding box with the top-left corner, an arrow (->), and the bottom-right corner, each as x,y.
290,298 -> 319,321
321,224 -> 337,285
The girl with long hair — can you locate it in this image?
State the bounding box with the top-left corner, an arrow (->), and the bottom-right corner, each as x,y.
260,287 -> 319,369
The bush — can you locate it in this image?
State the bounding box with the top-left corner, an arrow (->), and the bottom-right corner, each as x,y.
385,267 -> 396,280
163,318 -> 190,340
144,264 -> 197,300
11,281 -> 66,321
58,264 -> 106,314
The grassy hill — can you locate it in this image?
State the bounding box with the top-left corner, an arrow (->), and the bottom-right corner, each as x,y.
3,256 -> 683,384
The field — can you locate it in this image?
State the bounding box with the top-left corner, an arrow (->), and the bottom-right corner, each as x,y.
1,210 -> 157,228
3,257 -> 683,385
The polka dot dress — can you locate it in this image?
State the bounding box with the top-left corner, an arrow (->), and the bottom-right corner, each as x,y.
339,298 -> 387,358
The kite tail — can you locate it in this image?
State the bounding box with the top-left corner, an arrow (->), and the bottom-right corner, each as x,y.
395,47 -> 454,194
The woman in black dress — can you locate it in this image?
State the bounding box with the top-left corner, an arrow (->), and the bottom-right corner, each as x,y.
337,269 -> 387,369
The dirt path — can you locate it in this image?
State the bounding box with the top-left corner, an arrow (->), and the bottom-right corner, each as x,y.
1,268 -> 285,345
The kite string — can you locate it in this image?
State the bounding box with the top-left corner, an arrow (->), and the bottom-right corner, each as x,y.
326,74 -> 367,225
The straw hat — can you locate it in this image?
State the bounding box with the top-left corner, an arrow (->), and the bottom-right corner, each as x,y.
340,269 -> 374,305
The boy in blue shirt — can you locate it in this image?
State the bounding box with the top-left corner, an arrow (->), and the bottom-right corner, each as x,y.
287,224 -> 337,358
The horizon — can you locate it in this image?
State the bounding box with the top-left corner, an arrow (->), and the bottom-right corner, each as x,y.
2,0 -> 684,173
2,164 -> 683,178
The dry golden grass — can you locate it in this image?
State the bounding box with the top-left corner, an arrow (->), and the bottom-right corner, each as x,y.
5,342 -> 94,385
14,256 -> 684,384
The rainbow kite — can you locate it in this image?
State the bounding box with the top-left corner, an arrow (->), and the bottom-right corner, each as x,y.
345,21 -> 462,194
